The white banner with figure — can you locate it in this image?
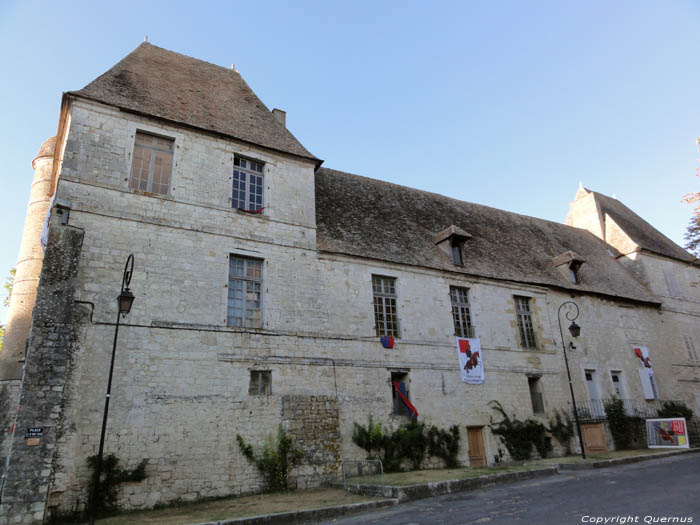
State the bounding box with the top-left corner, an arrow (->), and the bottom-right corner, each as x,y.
456,337 -> 484,384
633,345 -> 657,399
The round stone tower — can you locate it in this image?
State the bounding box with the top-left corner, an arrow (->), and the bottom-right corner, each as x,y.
0,136 -> 56,380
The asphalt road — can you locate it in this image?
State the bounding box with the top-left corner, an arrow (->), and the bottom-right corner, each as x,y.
325,453 -> 700,525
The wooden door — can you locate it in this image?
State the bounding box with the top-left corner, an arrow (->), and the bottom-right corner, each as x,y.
467,426 -> 486,467
581,423 -> 606,454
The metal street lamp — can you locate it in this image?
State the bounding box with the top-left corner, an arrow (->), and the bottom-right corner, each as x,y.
88,254 -> 135,525
557,301 -> 586,460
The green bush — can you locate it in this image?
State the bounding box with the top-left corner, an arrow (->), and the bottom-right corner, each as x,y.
549,411 -> 574,455
237,425 -> 302,492
393,421 -> 428,470
86,454 -> 148,514
352,418 -> 461,471
526,419 -> 553,459
657,401 -> 694,420
604,397 -> 633,450
427,425 -> 461,468
489,401 -> 551,460
47,454 -> 147,523
352,416 -> 385,458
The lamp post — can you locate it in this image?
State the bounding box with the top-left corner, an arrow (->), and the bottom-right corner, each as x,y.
88,254 -> 135,525
557,300 -> 586,460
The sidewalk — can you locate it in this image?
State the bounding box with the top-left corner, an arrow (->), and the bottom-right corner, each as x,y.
91,448 -> 698,525
344,448 -> 698,503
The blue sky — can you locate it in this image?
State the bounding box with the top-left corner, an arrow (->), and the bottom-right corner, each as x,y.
1,1 -> 699,323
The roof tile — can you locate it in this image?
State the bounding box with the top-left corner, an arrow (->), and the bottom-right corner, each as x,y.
71,43 -> 318,162
315,168 -> 660,305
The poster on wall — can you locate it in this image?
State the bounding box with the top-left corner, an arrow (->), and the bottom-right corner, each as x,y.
456,338 -> 484,384
646,418 -> 690,448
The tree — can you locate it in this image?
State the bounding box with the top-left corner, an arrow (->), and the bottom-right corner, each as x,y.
683,138 -> 700,257
3,268 -> 15,308
685,215 -> 700,257
0,325 -> 4,352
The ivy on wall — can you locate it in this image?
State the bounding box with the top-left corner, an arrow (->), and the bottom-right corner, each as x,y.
237,425 -> 302,492
352,417 -> 461,472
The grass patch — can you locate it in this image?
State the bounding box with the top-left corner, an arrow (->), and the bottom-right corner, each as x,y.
349,448 -> 676,486
350,465 -> 534,486
93,488 -> 378,525
529,447 -> 670,465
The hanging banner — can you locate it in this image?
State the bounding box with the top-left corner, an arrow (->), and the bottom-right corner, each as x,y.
633,346 -> 654,375
633,345 -> 657,399
646,418 -> 690,448
456,337 -> 483,384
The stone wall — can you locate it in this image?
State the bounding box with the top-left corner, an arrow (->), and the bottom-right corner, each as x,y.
0,383 -> 21,480
615,251 -> 700,409
282,395 -> 341,488
0,224 -> 84,524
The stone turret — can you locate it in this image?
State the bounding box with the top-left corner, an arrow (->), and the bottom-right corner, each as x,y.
0,137 -> 56,380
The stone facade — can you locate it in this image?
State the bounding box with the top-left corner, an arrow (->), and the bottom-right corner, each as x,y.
281,395 -> 341,488
0,225 -> 84,523
1,44 -> 699,523
566,187 -> 700,411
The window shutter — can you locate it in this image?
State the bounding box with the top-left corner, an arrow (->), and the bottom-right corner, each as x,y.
662,268 -> 681,298
638,369 -> 655,400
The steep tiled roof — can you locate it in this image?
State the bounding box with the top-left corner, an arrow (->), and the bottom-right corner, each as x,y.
315,168 -> 660,305
587,190 -> 695,263
71,43 -> 318,162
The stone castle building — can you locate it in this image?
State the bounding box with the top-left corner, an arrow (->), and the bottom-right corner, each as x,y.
1,43 -> 698,523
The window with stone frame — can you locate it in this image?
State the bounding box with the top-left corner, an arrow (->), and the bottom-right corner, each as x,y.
528,376 -> 544,414
249,370 -> 271,396
372,275 -> 399,337
227,255 -> 263,328
610,371 -> 625,398
514,295 -> 537,349
391,371 -> 411,416
129,131 -> 174,195
450,286 -> 474,338
233,156 -> 264,212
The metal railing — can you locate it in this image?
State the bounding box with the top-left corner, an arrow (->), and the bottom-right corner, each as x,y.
571,399 -> 687,423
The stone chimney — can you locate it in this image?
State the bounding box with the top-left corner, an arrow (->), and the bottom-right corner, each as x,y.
0,137 -> 56,380
272,108 -> 286,127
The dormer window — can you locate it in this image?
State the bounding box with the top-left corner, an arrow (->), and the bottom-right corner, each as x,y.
552,251 -> 586,285
451,239 -> 464,266
434,225 -> 472,267
569,260 -> 583,284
